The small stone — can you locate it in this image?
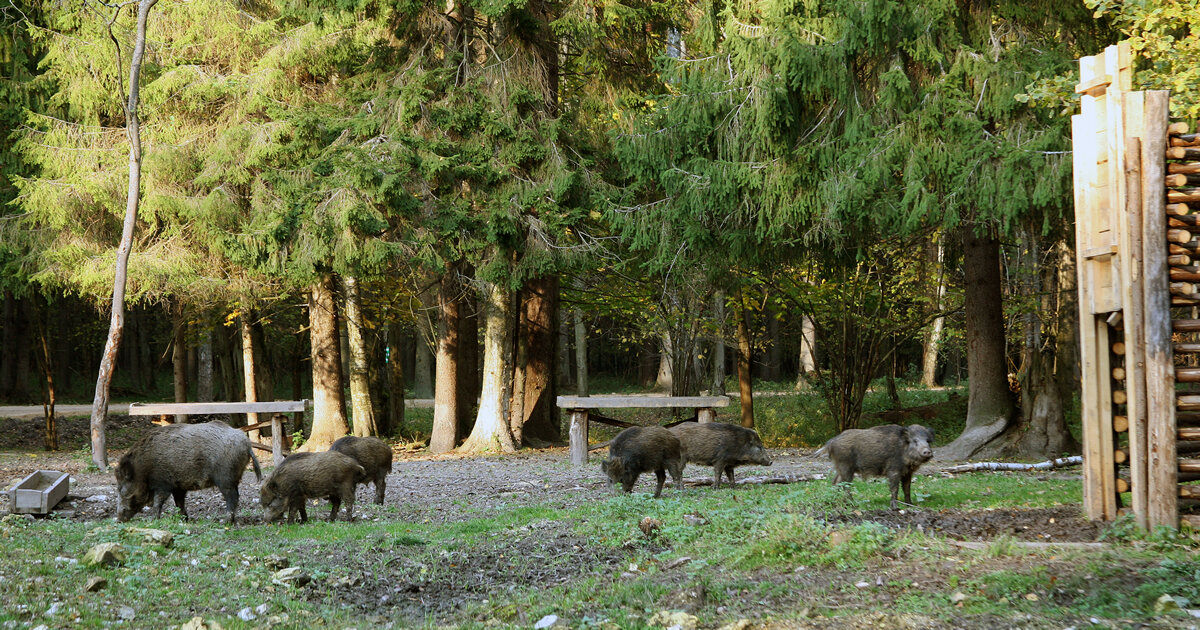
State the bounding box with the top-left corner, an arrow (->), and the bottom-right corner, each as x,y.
45,602 -> 62,616
647,611 -> 697,630
84,577 -> 107,592
950,592 -> 968,603
85,495 -> 108,503
273,567 -> 311,587
82,543 -> 126,567
180,617 -> 205,630
118,606 -> 136,620
828,530 -> 854,547
855,581 -> 871,589
263,555 -> 289,570
664,557 -> 692,571
237,608 -> 255,621
1155,594 -> 1183,614
534,614 -> 566,629
125,528 -> 174,548
254,604 -> 269,615
682,514 -> 708,526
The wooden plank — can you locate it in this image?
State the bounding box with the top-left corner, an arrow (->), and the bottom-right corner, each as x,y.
1144,89 -> 1179,529
697,408 -> 716,424
1180,459 -> 1200,473
127,400 -> 309,415
1180,427 -> 1200,441
1180,485 -> 1200,499
1122,119 -> 1149,528
1181,514 -> 1200,529
1173,319 -> 1200,332
556,396 -> 731,409
569,409 -> 589,466
271,414 -> 284,467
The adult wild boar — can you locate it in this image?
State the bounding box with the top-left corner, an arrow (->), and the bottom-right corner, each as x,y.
329,435 -> 392,505
823,424 -> 934,510
601,426 -> 684,498
260,451 -> 365,524
670,422 -> 772,489
115,421 -> 262,524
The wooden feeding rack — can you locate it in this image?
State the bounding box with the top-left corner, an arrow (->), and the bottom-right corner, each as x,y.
127,400 -> 309,466
8,470 -> 69,515
1073,41 -> 1197,529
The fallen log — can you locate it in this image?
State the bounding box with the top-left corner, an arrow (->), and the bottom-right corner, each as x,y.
941,456 -> 1083,474
947,540 -> 1106,551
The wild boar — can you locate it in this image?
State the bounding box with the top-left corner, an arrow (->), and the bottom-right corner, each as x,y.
260,451 -> 365,523
824,424 -> 935,509
601,426 -> 684,498
329,435 -> 392,505
115,421 -> 262,524
670,422 -> 772,488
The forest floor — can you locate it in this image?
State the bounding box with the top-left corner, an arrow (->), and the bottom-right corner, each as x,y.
1,414 -> 1197,629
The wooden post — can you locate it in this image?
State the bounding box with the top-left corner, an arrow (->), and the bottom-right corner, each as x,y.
569,408 -> 589,465
697,407 -> 715,424
1121,107 -> 1149,529
1144,89 -> 1178,529
271,413 -> 284,466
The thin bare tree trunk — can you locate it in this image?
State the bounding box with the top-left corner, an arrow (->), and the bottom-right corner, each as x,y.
303,273 -> 349,450
460,280 -> 517,454
0,291 -> 14,399
797,314 -> 816,387
343,275 -> 378,436
197,327 -> 213,402
430,266 -> 460,453
656,331 -> 674,393
89,0 -> 157,469
173,313 -> 188,423
574,307 -> 588,396
921,238 -> 947,387
737,290 -> 754,428
241,310 -> 260,439
34,297 -> 57,451
712,290 -> 726,395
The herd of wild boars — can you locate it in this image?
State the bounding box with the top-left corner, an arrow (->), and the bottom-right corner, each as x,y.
114,418 -> 935,523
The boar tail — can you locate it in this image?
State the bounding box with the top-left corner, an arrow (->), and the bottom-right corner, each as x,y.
249,447 -> 263,481
809,441 -> 831,459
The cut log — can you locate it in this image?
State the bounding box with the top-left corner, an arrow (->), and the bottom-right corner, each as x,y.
1168,203 -> 1193,215
1170,214 -> 1200,227
940,456 -> 1082,474
947,540 -> 1106,551
1112,341 -> 1126,355
1169,162 -> 1200,175
1179,485 -> 1200,500
1171,242 -> 1200,254
1116,477 -> 1130,493
1174,297 -> 1200,306
1170,229 -> 1195,243
1181,458 -> 1200,473
1167,147 -> 1200,160
1113,390 -> 1128,405
1169,122 -> 1191,136
1170,269 -> 1200,282
1179,395 -> 1200,411
1171,282 -> 1197,296
1182,514 -> 1200,529
1178,367 -> 1200,383
1180,427 -> 1200,440
1114,415 -> 1129,433
1169,189 -> 1200,203
1176,343 -> 1200,353
1115,448 -> 1128,464
1112,367 -> 1126,381
1169,254 -> 1193,266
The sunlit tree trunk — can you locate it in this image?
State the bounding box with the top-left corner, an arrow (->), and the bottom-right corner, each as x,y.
711,290 -> 726,395
343,275 -> 378,436
240,309 -> 260,436
89,0 -> 157,469
517,275 -> 561,444
736,290 -> 754,428
460,280 -> 517,453
430,266 -> 460,453
796,314 -> 816,387
655,331 -> 674,393
921,238 -> 947,387
303,273 -> 349,450
34,297 -> 57,451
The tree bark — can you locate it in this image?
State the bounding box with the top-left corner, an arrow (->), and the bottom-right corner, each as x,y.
460,280 -> 517,453
430,266 -> 460,453
414,290 -> 435,399
197,326 -> 213,402
797,314 -> 816,387
240,309 -> 259,437
303,273 -> 349,450
574,307 -> 588,396
736,289 -> 754,428
88,0 -> 157,469
921,238 -> 947,387
458,267 -> 480,437
656,331 -> 674,394
343,275 -> 378,437
0,291 -> 14,400
173,312 -> 189,423
34,297 -> 57,451
939,231 -> 1014,460
386,322 -> 406,435
518,275 -> 561,445
765,294 -> 781,381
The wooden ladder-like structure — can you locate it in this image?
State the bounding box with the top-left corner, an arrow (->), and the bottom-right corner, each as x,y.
1073,41 -> 1200,529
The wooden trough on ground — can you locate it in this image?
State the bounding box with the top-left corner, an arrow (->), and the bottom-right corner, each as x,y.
8,470 -> 69,515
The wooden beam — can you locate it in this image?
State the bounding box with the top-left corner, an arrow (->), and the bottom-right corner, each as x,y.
1166,147 -> 1200,160
1180,459 -> 1200,474
569,409 -> 589,466
1172,319 -> 1200,332
557,395 -> 731,409
127,400 -> 309,415
1169,163 -> 1200,175
1177,367 -> 1200,382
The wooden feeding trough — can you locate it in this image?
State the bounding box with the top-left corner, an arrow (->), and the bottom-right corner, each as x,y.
8,470 -> 69,515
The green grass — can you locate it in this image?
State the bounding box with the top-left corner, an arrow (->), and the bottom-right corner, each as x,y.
4,473 -> 1200,628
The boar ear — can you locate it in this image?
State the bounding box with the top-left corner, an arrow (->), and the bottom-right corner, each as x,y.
116,457 -> 134,479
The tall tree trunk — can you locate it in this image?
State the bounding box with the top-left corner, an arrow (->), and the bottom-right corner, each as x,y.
460,280 -> 517,453
509,285 -> 527,447
430,266 -> 460,453
292,323 -> 307,435
138,307 -> 155,392
343,275 -> 378,437
215,324 -> 235,402
88,0 -> 157,469
241,309 -> 259,437
557,312 -> 571,388
386,322 -> 406,436
574,307 -> 588,396
303,273 -> 349,450
34,297 -> 57,451
122,307 -> 141,394
414,312 -> 435,399
173,312 -> 189,423
797,314 -> 816,387
921,238 -> 947,387
197,326 -> 214,402
940,231 -> 1014,460
765,294 -> 781,382
711,290 -> 726,395
656,331 -> 674,393
737,290 -> 754,428
518,275 -> 561,445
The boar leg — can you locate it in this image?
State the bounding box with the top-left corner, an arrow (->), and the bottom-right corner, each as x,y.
151,491 -> 171,519
653,469 -> 666,498
725,465 -> 736,486
342,493 -> 355,522
901,474 -> 914,505
669,461 -> 684,492
221,487 -> 239,525
887,474 -> 901,510
172,489 -> 189,521
327,496 -> 341,522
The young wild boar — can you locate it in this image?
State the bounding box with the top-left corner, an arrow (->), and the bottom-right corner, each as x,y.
600,426 -> 684,498
823,424 -> 934,510
115,420 -> 263,524
260,451 -> 365,524
670,422 -> 772,489
329,435 -> 393,505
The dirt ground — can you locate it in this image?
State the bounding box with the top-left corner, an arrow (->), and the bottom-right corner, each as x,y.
0,415 -> 1121,628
